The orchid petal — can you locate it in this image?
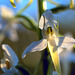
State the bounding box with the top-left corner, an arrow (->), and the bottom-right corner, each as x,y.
56,36 -> 75,48
39,15 -> 44,30
22,38 -> 47,58
2,44 -> 19,66
39,10 -> 58,30
43,10 -> 58,28
48,37 -> 61,75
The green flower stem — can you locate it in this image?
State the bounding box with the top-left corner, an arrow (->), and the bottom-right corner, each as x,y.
38,0 -> 45,40
38,0 -> 45,19
38,0 -> 55,74
37,0 -> 54,75
17,0 -> 33,15
16,64 -> 32,75
47,57 -> 53,75
46,0 -> 60,6
32,0 -> 45,75
51,5 -> 69,14
46,47 -> 53,75
15,15 -> 38,31
33,58 -> 42,75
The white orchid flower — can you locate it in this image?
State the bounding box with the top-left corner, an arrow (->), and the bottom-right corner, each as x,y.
0,6 -> 18,43
0,44 -> 19,75
22,10 -> 75,75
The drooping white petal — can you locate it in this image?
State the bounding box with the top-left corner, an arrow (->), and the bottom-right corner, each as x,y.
2,44 -> 19,66
56,36 -> 75,48
22,38 -> 47,58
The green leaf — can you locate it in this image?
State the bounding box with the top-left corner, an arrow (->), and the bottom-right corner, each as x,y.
15,15 -> 38,31
10,0 -> 16,8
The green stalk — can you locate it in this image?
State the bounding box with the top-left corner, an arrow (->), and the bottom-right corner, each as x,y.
33,59 -> 42,75
38,0 -> 45,19
37,0 -> 45,40
47,58 -> 53,75
32,0 -> 45,75
17,0 -> 33,15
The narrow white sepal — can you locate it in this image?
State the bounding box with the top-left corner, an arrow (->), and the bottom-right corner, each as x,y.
39,15 -> 44,30
2,44 -> 19,66
22,38 -> 47,58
